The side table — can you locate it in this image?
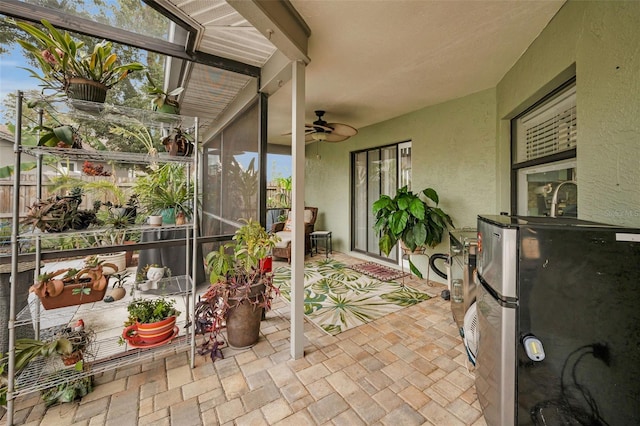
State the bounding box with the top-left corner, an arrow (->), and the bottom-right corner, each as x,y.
310,231 -> 332,258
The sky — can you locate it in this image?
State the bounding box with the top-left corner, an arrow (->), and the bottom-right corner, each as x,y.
0,45 -> 36,123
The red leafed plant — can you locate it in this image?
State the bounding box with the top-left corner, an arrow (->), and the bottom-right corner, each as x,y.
83,161 -> 111,176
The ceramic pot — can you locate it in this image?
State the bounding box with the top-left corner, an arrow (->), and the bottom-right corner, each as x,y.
161,208 -> 176,225
95,252 -> 126,274
146,266 -> 165,289
122,316 -> 176,345
66,78 -> 108,103
148,215 -> 163,226
226,283 -> 266,349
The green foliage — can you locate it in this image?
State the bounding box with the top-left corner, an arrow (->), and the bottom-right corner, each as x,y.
125,297 -> 179,325
145,71 -> 184,110
14,18 -> 145,95
373,186 -> 454,277
133,163 -> 194,218
205,219 -> 280,283
1,336 -> 78,407
42,375 -> 93,407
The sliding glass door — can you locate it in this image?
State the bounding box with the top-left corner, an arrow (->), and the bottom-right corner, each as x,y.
352,142 -> 411,261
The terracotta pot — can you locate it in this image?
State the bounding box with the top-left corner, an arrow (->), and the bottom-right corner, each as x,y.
122,316 -> 176,345
61,350 -> 83,366
38,280 -> 108,310
226,283 -> 266,349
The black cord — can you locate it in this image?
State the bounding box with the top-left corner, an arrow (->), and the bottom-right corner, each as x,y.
531,344 -> 610,426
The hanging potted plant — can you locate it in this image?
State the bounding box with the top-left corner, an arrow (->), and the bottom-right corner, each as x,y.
145,72 -> 184,115
197,219 -> 280,361
14,18 -> 145,103
373,186 -> 454,278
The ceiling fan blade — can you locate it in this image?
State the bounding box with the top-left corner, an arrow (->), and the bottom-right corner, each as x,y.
305,134 -> 315,143
327,123 -> 357,137
324,133 -> 350,143
281,126 -> 316,136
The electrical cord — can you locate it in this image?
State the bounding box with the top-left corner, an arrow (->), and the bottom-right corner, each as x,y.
531,343 -> 610,426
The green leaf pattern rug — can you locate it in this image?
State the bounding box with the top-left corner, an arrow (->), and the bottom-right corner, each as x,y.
273,258 -> 431,335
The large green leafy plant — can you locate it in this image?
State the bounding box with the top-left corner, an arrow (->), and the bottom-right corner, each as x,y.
373,186 -> 454,277
14,19 -> 144,95
133,163 -> 194,219
197,219 -> 279,362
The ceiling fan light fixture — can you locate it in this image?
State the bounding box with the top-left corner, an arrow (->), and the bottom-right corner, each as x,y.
312,132 -> 328,142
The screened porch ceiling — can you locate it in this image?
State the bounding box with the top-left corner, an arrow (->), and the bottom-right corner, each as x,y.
4,0 -> 566,146
166,0 -> 566,145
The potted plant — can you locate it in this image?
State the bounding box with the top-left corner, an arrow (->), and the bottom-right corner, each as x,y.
22,188 -> 99,233
145,72 -> 184,114
161,127 -> 194,157
136,264 -> 170,291
34,124 -> 82,148
53,322 -> 96,367
133,163 -> 194,224
197,219 -> 280,361
14,19 -> 145,102
122,297 -> 180,347
0,335 -> 84,406
30,258 -> 117,310
104,270 -> 131,302
373,185 -> 454,278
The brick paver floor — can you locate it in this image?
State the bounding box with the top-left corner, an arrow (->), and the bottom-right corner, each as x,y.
4,252 -> 487,425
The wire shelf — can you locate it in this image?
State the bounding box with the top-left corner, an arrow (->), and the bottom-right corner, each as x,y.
24,96 -> 197,130
12,328 -> 191,398
11,274 -> 194,398
15,275 -> 193,328
22,146 -> 193,165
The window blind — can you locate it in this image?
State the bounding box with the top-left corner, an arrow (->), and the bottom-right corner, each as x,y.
516,84 -> 576,162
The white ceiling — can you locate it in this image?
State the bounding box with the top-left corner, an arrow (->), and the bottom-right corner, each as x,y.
172,0 -> 566,145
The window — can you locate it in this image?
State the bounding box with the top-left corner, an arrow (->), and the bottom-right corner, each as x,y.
512,79 -> 577,217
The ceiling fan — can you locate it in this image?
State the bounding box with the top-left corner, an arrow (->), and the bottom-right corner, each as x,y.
285,110 -> 357,143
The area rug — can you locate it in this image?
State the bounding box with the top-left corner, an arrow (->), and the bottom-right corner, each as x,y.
347,261 -> 408,282
273,258 -> 430,336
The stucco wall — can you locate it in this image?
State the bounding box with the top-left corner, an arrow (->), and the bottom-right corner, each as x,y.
305,88 -> 497,255
497,0 -> 640,226
306,0 -> 640,261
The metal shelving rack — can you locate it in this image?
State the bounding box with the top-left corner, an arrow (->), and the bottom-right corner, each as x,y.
4,92 -> 200,425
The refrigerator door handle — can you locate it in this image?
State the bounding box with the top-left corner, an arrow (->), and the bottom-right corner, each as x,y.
477,273 -> 518,307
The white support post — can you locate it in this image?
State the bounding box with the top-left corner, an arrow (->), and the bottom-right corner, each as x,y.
290,60 -> 306,359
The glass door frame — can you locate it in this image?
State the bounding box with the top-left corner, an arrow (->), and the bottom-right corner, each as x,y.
350,140 -> 411,262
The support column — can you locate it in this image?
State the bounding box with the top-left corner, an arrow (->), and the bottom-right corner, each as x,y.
290,60 -> 305,359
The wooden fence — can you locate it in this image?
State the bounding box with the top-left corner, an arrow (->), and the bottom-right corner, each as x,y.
0,174 -> 134,221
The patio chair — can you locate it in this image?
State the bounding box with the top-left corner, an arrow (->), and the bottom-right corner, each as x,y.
270,207 -> 318,263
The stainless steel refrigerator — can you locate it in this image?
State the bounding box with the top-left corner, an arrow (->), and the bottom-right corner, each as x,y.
475,215 -> 640,425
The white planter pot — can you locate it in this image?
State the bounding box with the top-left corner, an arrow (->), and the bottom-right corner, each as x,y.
148,215 -> 163,226
146,266 -> 166,290
96,252 -> 126,274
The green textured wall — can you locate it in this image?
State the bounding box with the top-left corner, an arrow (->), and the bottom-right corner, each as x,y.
306,0 -> 640,260
306,88 -> 497,255
497,0 -> 640,226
